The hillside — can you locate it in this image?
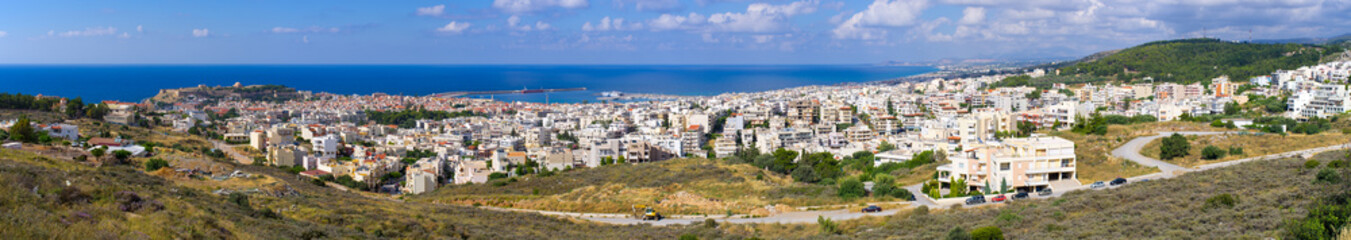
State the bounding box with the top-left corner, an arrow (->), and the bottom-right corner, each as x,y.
0,147 -> 737,239
410,158 -> 863,215
812,152 -> 1351,239
1060,38 -> 1338,83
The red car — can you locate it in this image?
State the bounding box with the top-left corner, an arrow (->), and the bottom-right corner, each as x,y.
992,194 -> 1007,202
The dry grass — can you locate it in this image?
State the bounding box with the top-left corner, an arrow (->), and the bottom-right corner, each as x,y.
1142,132 -> 1351,167
814,153 -> 1346,239
412,158 -> 887,215
1050,121 -> 1231,182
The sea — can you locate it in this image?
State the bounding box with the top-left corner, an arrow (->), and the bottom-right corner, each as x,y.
0,65 -> 936,103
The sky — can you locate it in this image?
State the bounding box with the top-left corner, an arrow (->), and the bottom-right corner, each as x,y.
1,0 -> 1348,65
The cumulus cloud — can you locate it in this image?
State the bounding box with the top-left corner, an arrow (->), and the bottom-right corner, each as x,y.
417,5 -> 446,16
494,0 -> 589,13
613,0 -> 682,12
832,0 -> 930,39
136,25 -> 143,33
506,15 -> 554,31
271,26 -> 341,34
958,7 -> 985,25
48,27 -> 119,37
192,28 -> 209,37
646,0 -> 818,33
437,21 -> 472,34
583,16 -> 642,31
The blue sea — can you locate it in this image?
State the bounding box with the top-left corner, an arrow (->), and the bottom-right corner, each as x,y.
0,65 -> 935,103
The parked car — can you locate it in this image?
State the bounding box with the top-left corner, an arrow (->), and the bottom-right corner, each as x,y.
1090,181 -> 1106,189
862,205 -> 883,213
1110,177 -> 1128,186
1037,188 -> 1053,196
965,195 -> 986,205
1012,192 -> 1029,199
992,194 -> 1007,202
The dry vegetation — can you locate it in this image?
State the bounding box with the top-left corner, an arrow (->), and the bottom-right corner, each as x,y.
1142,132 -> 1351,167
411,158 -> 890,215
805,152 -> 1350,239
0,148 -> 747,239
1050,121 -> 1226,182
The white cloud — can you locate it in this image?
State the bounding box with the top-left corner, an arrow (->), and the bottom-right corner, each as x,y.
832,0 -> 930,39
49,27 -> 119,37
648,13 -> 704,31
646,0 -> 817,33
302,36 -> 310,44
192,28 -> 209,37
583,16 -> 641,31
271,26 -> 341,34
958,7 -> 985,25
136,25 -> 143,33
0,31 -> 7,38
437,21 -> 472,34
613,0 -> 682,12
493,0 -> 589,13
535,21 -> 553,30
417,4 -> 446,16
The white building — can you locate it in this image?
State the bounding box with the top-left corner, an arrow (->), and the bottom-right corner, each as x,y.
312,134 -> 340,158
937,135 -> 1076,193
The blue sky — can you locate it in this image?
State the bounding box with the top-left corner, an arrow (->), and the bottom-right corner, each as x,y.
1,0 -> 1348,64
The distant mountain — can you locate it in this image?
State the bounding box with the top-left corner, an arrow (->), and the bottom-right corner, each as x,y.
1251,33 -> 1351,45
1058,38 -> 1338,83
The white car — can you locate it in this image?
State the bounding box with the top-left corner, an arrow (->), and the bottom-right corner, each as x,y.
1089,181 -> 1106,189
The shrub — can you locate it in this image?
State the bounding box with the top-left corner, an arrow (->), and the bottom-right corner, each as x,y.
1305,160 -> 1322,169
947,226 -> 971,240
1328,160 -> 1347,168
112,150 -> 132,162
703,218 -> 718,228
1228,147 -> 1243,156
912,206 -> 929,217
1160,133 -> 1191,160
970,226 -> 1005,240
1201,146 -> 1227,160
1204,194 -> 1239,209
837,177 -> 865,200
679,234 -> 698,240
1315,168 -> 1340,184
143,158 -> 169,172
872,174 -> 896,197
818,216 -> 840,234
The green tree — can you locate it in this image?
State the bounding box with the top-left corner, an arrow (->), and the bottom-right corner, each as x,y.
837,177 -> 865,200
65,97 -> 84,118
970,226 -> 1005,240
144,158 -> 170,171
1201,145 -> 1226,160
1160,133 -> 1191,160
90,147 -> 106,159
872,174 -> 896,197
112,150 -> 132,162
7,116 -> 36,143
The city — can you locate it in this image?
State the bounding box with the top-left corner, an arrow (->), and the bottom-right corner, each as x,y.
4,0 -> 1351,239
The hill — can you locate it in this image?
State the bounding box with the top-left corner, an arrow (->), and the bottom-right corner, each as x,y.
1059,38 -> 1339,83
814,151 -> 1351,239
0,148 -> 735,239
409,158 -> 864,216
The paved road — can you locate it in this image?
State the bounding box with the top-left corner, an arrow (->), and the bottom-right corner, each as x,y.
1110,131 -> 1228,175
578,206 -> 909,226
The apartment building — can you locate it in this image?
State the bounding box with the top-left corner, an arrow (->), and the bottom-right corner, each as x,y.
937,135 -> 1076,193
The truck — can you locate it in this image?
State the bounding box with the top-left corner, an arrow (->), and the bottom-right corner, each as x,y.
632,205 -> 664,221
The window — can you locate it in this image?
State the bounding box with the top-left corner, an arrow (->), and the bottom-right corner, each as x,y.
1000,163 -> 1010,171
1061,159 -> 1072,167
